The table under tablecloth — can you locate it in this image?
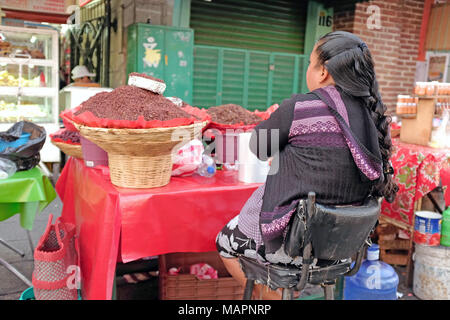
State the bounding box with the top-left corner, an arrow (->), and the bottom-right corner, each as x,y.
56,157 -> 261,300
381,138 -> 450,227
0,167 -> 56,230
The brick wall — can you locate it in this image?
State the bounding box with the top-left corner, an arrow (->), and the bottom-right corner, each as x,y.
334,0 -> 425,114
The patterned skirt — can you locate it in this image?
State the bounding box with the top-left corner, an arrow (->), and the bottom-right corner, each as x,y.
215,185 -> 304,266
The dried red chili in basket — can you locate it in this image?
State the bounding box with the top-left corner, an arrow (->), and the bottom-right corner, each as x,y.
74,85 -> 192,122
206,104 -> 262,125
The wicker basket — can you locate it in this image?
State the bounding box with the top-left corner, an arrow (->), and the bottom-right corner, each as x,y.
51,140 -> 83,159
73,122 -> 206,188
159,251 -> 244,300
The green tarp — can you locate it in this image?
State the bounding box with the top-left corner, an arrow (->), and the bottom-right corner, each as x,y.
0,167 -> 56,230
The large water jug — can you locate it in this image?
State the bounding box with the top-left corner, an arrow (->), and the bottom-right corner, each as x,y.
344,244 -> 399,300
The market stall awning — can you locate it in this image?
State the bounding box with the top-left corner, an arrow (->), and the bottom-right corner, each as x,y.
2,9 -> 70,24
0,0 -> 76,24
426,2 -> 450,51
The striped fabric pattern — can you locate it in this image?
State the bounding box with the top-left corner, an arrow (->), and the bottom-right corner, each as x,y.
288,99 -> 347,148
315,86 -> 382,181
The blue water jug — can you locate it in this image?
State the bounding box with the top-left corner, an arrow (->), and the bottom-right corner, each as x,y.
344,244 -> 399,300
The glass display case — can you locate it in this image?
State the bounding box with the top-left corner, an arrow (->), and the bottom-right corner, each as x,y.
0,25 -> 60,162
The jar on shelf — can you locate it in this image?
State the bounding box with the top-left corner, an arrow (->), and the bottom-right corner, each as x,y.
437,83 -> 448,95
443,83 -> 450,95
396,95 -> 409,114
436,98 -> 442,113
412,97 -> 418,114
415,82 -> 427,96
426,82 -> 436,96
437,83 -> 444,95
396,102 -> 404,114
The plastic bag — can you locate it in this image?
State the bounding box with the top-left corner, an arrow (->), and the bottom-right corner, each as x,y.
0,121 -> 46,171
189,263 -> 218,280
254,103 -> 279,120
59,108 -> 79,132
0,158 -> 17,179
172,139 -> 204,177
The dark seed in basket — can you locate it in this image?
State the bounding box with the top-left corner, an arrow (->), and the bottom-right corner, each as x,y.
206,104 -> 261,125
53,130 -> 81,143
74,85 -> 192,121
129,72 -> 165,84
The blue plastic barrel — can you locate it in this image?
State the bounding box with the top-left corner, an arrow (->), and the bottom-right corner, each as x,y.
344,244 -> 399,300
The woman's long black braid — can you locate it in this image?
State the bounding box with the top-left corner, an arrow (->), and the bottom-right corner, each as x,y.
316,31 -> 398,203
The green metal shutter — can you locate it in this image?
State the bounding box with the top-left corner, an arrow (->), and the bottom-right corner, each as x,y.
193,46 -> 307,110
191,0 -> 308,110
190,0 -> 308,54
192,46 -> 219,108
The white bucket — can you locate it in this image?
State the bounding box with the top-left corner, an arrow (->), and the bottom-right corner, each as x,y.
237,132 -> 269,183
413,244 -> 450,300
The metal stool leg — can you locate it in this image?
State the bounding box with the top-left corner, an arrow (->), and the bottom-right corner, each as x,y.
0,257 -> 32,287
26,230 -> 34,254
0,238 -> 25,257
322,282 -> 335,300
243,279 -> 255,300
282,288 -> 293,300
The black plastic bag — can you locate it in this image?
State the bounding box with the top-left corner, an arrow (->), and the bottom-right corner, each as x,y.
0,121 -> 46,171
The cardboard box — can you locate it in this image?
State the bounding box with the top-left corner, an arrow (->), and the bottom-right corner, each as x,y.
158,251 -> 244,300
400,98 -> 435,146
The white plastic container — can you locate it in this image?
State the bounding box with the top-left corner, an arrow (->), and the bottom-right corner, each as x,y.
237,132 -> 269,183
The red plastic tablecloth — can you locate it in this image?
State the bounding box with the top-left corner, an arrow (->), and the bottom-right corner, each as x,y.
55,157 -> 260,300
381,139 -> 450,226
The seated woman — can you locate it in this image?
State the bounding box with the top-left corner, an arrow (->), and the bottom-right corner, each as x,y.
215,31 -> 398,299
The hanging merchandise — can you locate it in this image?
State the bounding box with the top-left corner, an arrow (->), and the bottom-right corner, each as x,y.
344,244 -> 399,300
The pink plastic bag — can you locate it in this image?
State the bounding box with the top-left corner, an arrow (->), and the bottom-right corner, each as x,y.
189,263 -> 218,280
59,109 -> 79,132
171,139 -> 204,177
168,267 -> 181,275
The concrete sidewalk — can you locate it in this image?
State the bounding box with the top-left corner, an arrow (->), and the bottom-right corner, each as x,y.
0,197 -> 62,300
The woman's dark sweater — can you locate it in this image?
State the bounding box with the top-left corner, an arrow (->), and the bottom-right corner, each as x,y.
247,85 -> 383,253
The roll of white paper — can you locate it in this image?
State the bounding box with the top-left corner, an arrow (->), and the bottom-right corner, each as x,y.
128,75 -> 166,95
237,132 -> 269,183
